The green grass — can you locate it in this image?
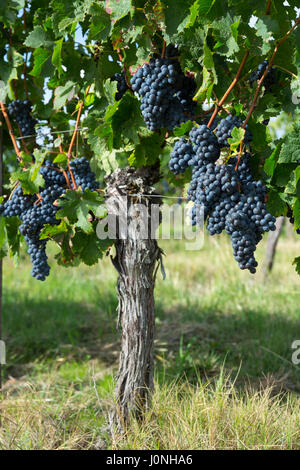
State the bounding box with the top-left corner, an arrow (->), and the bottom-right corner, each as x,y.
0,227 -> 300,449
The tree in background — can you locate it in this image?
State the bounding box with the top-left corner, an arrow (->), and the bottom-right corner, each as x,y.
0,0 -> 299,431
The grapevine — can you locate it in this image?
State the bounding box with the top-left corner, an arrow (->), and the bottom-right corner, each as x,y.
0,158 -> 100,281
0,0 -> 299,435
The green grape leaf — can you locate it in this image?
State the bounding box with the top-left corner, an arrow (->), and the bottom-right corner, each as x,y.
39,220 -> 70,240
190,0 -> 216,17
228,126 -> 245,153
255,18 -> 273,55
128,133 -> 164,168
273,164 -> 296,187
11,167 -> 43,194
54,236 -> 77,267
193,66 -> 214,103
174,121 -> 194,137
5,216 -> 21,260
278,126 -> 300,163
53,153 -> 68,165
72,230 -> 111,266
30,48 -> 52,77
29,149 -> 47,182
89,3 -> 111,40
57,189 -> 105,234
106,0 -> 132,21
266,190 -> 287,217
24,26 -> 53,48
56,190 -> 81,223
52,38 -> 63,76
293,256 -> 300,276
264,142 -> 282,177
111,93 -> 144,146
212,14 -> 240,57
54,81 -> 77,109
163,0 -> 190,39
292,199 -> 300,230
0,80 -> 7,101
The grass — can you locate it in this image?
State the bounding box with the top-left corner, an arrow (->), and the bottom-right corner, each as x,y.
0,224 -> 300,449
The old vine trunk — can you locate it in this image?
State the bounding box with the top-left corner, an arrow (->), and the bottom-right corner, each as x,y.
106,165 -> 162,431
263,216 -> 285,278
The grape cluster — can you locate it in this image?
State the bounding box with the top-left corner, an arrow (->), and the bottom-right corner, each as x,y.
263,67 -> 277,91
215,115 -> 252,148
165,44 -> 179,58
111,72 -> 129,101
69,157 -> 100,191
249,60 -> 277,91
39,161 -> 66,186
0,186 -> 33,217
189,125 -> 220,163
169,124 -> 276,273
131,55 -> 196,131
8,100 -> 37,136
169,138 -> 194,174
0,157 -> 100,281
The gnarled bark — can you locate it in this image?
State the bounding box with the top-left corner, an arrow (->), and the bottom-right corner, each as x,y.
106,165 -> 162,431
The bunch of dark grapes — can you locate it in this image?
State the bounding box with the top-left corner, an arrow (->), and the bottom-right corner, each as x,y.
19,182 -> 65,281
169,123 -> 276,273
169,138 -> 194,174
0,157 -> 100,281
263,67 -> 277,91
111,72 -> 129,101
0,185 -> 33,217
8,100 -> 37,136
39,160 -> 66,186
189,125 -> 220,164
225,205 -> 261,273
68,157 -> 99,191
215,115 -> 252,148
249,60 -> 277,91
131,54 -> 196,131
165,44 -> 179,58
191,162 -> 240,226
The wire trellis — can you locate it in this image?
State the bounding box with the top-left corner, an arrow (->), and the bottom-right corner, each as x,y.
105,190 -> 188,201
14,127 -> 89,140
9,122 -> 189,200
128,193 -> 188,200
